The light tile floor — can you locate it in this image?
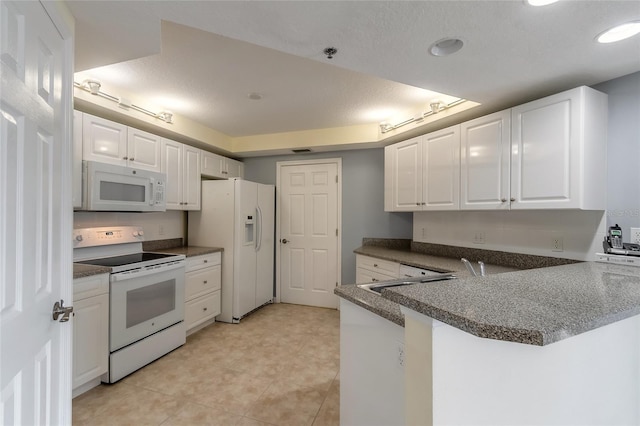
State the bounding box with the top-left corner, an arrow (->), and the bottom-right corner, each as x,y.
73,303 -> 340,426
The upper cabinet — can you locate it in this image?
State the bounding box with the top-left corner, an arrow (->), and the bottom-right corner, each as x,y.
201,150 -> 244,179
510,86 -> 607,210
386,86 -> 607,212
460,110 -> 511,210
161,139 -> 201,211
384,125 -> 460,212
82,113 -> 161,172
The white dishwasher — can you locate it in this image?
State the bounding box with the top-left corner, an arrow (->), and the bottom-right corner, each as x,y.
399,264 -> 443,278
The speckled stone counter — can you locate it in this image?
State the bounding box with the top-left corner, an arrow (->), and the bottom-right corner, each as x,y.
150,245 -> 223,257
73,263 -> 110,279
382,262 -> 640,346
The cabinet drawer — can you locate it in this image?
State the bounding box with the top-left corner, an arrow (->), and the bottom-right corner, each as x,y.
186,252 -> 221,272
356,254 -> 400,276
185,291 -> 220,330
356,267 -> 397,284
73,273 -> 109,301
185,265 -> 221,301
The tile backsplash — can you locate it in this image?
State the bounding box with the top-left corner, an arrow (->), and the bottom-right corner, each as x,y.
413,210 -> 606,261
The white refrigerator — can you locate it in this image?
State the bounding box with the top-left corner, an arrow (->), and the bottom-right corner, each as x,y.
189,179 -> 275,323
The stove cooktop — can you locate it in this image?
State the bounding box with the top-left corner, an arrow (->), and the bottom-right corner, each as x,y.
75,252 -> 178,268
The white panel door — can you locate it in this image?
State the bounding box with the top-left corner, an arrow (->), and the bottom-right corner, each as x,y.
422,125 -> 460,210
1,1 -> 73,424
82,113 -> 127,166
279,161 -> 339,308
461,110 -> 511,210
127,127 -> 161,172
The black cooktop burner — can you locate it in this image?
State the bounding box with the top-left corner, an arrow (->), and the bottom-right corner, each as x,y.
76,252 -> 177,268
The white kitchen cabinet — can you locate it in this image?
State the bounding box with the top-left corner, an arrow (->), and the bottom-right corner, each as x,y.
460,110 -> 511,210
72,273 -> 109,398
355,254 -> 400,283
510,86 -> 607,210
385,125 -> 460,212
384,135 -> 424,212
161,138 -> 201,210
73,110 -> 83,209
201,150 -> 244,179
82,113 -> 161,172
184,252 -> 221,333
422,125 -> 460,210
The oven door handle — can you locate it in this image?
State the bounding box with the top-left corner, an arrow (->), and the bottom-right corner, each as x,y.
110,261 -> 185,282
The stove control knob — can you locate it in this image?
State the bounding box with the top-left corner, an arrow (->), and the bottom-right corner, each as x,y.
75,235 -> 83,242
138,230 -> 144,237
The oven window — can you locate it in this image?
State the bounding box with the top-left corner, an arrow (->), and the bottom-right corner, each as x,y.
126,280 -> 176,328
100,181 -> 146,202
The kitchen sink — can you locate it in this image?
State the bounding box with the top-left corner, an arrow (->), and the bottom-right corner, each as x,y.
357,274 -> 457,294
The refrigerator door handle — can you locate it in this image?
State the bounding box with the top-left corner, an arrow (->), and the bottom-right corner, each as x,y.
255,206 -> 262,251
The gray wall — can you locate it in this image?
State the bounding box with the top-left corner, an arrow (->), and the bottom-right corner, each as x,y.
243,149 -> 413,284
593,72 -> 640,237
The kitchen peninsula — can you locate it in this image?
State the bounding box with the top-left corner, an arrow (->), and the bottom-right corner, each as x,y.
336,244 -> 640,425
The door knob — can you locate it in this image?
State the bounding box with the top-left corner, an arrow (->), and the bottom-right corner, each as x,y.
52,299 -> 73,322
281,238 -> 289,244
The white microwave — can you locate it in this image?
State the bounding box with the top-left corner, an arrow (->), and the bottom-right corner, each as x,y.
82,161 -> 166,212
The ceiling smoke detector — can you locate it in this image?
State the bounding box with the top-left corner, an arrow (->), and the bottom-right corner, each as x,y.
323,47 -> 338,59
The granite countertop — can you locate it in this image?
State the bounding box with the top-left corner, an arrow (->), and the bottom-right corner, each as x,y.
383,261 -> 640,346
73,263 -> 111,279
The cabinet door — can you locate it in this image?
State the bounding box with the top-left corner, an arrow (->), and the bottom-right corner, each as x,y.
72,110 -> 83,209
72,294 -> 109,390
461,110 -> 511,210
225,158 -> 244,178
82,113 -> 127,166
201,151 -> 225,178
127,128 -> 161,172
183,145 -> 201,210
511,89 -> 578,209
389,136 -> 423,211
422,125 -> 460,210
161,138 -> 183,210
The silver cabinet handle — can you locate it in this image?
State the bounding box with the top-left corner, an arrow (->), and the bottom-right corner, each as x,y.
203,280 -> 208,284
501,198 -> 507,202
203,307 -> 208,311
511,198 -> 516,202
129,157 -> 134,161
373,263 -> 378,267
123,156 -> 128,160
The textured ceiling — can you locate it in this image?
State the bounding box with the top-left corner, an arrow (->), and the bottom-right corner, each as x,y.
68,0 -> 640,138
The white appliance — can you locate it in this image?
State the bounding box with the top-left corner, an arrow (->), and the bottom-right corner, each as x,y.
73,226 -> 186,383
189,179 -> 274,323
82,160 -> 166,212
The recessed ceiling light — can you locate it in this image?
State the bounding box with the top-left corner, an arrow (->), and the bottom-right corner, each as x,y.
526,0 -> 559,6
429,38 -> 464,57
248,92 -> 262,100
596,21 -> 640,43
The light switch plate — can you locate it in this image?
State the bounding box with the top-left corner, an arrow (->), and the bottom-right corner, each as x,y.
631,228 -> 640,244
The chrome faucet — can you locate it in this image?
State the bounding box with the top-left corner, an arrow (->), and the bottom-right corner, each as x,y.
461,258 -> 486,277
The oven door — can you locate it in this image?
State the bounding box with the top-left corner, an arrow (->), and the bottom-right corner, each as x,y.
109,261 -> 185,352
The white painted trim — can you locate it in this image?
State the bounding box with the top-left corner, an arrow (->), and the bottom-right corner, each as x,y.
275,158 -> 342,306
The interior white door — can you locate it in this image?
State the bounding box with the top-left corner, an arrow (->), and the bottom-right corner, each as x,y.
1,1 -> 73,424
278,161 -> 339,308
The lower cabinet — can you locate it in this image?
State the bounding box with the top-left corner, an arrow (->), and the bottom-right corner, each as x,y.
72,273 -> 109,397
355,254 -> 400,283
184,252 -> 222,333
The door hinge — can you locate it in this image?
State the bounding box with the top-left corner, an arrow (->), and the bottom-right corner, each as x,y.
335,175 -> 338,183
336,229 -> 338,236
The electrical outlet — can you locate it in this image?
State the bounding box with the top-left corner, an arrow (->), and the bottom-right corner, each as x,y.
631,228 -> 640,244
422,227 -> 426,239
473,231 -> 486,244
158,224 -> 165,236
552,235 -> 563,252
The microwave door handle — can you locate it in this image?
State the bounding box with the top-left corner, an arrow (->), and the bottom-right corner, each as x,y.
149,178 -> 155,205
